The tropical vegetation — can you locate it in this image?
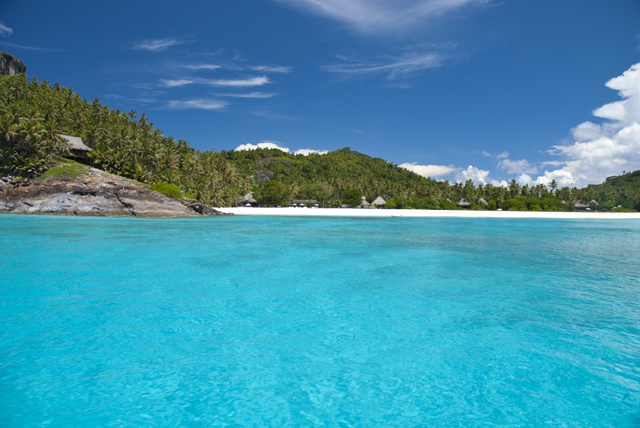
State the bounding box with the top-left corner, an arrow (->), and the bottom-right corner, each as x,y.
1,73 -> 639,211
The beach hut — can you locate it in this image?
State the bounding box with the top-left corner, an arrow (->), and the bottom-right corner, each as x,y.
372,196 -> 386,208
457,198 -> 471,209
358,196 -> 372,209
477,198 -> 488,207
242,192 -> 258,207
60,134 -> 92,164
574,200 -> 590,210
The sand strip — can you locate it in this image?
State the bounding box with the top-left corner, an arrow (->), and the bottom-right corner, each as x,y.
215,207 -> 640,219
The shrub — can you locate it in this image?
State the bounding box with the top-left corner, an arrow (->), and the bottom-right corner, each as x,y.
38,161 -> 89,181
149,182 -> 183,199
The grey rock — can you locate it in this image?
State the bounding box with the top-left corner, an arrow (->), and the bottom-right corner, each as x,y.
3,167 -> 225,217
0,52 -> 26,75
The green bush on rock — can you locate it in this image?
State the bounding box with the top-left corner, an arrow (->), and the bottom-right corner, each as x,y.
149,182 -> 183,199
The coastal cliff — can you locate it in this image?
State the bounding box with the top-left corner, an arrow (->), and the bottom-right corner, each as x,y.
0,167 -> 226,217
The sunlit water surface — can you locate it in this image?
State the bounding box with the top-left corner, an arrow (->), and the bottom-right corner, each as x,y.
1,215 -> 639,426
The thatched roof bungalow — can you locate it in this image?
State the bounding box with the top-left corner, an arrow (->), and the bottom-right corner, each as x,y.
457,198 -> 471,208
372,196 -> 386,208
358,196 -> 372,209
241,192 -> 258,207
60,134 -> 92,163
574,200 -> 590,210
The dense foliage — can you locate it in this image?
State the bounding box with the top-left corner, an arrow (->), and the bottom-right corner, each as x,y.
226,147 -> 640,211
2,73 -> 639,211
0,74 -> 249,206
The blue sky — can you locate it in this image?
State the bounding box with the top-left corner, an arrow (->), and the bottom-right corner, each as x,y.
2,0 -> 639,188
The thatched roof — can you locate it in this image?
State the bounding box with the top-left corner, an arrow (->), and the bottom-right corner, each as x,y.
60,135 -> 92,152
477,198 -> 488,206
359,196 -> 371,208
372,196 -> 386,206
574,200 -> 590,209
457,198 -> 470,207
243,192 -> 258,204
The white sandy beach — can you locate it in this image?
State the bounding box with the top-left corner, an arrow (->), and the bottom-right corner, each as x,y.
216,206 -> 640,219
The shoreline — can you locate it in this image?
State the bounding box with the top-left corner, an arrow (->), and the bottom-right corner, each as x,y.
215,207 -> 640,220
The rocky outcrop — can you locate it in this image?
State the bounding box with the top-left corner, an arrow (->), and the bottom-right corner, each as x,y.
0,52 -> 26,76
0,168 -> 229,217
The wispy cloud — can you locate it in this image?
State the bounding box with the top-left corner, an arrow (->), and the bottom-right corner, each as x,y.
208,76 -> 271,87
133,38 -> 186,52
0,41 -> 61,52
482,150 -> 509,159
183,64 -> 222,71
251,109 -> 300,121
167,99 -> 229,110
497,158 -> 537,175
325,51 -> 443,79
160,79 -> 195,88
250,65 -> 293,73
0,23 -> 13,37
159,76 -> 271,88
483,151 -> 537,175
274,0 -> 489,34
218,92 -> 277,99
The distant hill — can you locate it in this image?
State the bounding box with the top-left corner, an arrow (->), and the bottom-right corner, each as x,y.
223,147 -> 449,207
575,171 -> 640,212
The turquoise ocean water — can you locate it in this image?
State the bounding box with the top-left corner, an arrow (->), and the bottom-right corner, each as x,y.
1,214 -> 639,426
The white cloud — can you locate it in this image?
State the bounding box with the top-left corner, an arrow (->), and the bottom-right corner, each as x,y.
183,64 -> 222,71
456,165 -> 490,185
497,158 -> 537,175
208,76 -> 271,87
453,165 -> 506,186
325,51 -> 443,80
0,41 -> 60,52
0,23 -> 13,37
531,62 -> 640,188
482,150 -> 509,159
570,121 -> 605,141
517,169 -> 572,187
160,76 -> 271,88
274,0 -> 488,34
294,149 -> 330,156
160,79 -> 195,87
133,38 -> 185,52
167,99 -> 228,110
250,65 -> 293,73
234,143 -> 328,155
399,162 -> 455,178
235,142 -> 290,152
219,92 -> 277,99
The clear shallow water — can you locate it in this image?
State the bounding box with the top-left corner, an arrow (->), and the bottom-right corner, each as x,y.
1,215 -> 639,427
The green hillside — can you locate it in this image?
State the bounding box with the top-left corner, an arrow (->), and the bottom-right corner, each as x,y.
1,74 -> 638,211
